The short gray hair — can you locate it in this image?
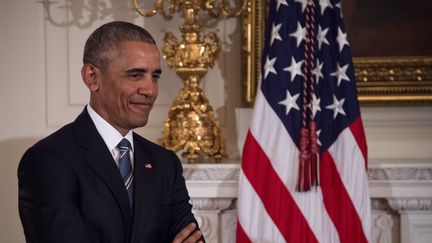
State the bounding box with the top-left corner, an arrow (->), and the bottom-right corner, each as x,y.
83,21 -> 156,68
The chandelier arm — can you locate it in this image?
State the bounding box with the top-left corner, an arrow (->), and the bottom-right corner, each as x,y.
131,0 -> 163,17
41,0 -> 74,27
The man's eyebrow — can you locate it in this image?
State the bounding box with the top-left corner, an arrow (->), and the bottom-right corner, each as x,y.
125,68 -> 145,74
124,68 -> 162,74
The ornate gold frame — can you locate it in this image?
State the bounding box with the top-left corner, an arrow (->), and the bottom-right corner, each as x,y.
243,1 -> 432,106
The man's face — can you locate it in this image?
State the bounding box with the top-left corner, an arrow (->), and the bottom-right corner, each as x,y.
89,41 -> 161,135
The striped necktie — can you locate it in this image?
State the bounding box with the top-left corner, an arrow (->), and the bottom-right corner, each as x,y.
117,138 -> 133,208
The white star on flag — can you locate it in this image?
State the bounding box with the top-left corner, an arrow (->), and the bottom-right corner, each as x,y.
317,26 -> 330,49
283,57 -> 304,82
289,22 -> 306,47
308,93 -> 321,118
313,60 -> 324,84
319,0 -> 334,15
271,23 -> 283,45
278,90 -> 300,115
316,129 -> 322,146
264,56 -> 277,79
276,0 -> 288,11
326,95 -> 346,119
330,63 -> 350,86
336,27 -> 349,52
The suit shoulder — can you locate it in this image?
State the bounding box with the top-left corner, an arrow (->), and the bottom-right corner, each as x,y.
22,122 -> 80,165
33,122 -> 75,150
19,123 -> 78,173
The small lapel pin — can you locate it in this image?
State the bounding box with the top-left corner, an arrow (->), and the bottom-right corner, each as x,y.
144,163 -> 152,169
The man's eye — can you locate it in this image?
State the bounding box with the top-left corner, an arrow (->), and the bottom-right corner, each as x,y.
129,73 -> 143,80
152,74 -> 161,81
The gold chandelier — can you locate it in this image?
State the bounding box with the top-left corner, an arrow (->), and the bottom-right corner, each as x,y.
132,0 -> 247,163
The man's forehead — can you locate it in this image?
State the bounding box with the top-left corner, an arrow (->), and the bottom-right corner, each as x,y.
118,40 -> 159,50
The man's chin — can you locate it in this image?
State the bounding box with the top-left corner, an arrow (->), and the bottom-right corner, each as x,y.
129,119 -> 149,129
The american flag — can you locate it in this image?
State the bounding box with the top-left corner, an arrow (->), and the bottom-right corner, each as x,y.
236,0 -> 370,242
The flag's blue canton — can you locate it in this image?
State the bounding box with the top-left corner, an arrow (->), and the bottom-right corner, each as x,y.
261,0 -> 361,152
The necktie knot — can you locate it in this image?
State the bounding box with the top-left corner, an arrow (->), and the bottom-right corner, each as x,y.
118,138 -> 131,152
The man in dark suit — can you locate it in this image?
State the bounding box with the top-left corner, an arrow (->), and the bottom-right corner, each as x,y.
18,21 -> 204,243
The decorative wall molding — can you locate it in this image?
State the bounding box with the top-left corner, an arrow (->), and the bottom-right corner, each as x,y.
372,211 -> 394,243
191,198 -> 235,243
371,198 -> 392,211
194,213 -> 217,243
183,164 -> 240,181
368,163 -> 432,199
190,198 -> 233,211
183,164 -> 240,199
388,198 -> 432,212
400,212 -> 432,243
369,165 -> 432,180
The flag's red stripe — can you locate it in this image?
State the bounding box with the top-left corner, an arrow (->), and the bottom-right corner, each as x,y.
320,151 -> 368,243
236,221 -> 252,243
242,131 -> 318,243
349,117 -> 368,168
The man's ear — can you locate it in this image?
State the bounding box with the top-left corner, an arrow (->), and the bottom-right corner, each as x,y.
81,64 -> 99,92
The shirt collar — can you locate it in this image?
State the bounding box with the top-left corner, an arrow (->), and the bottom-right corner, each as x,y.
86,105 -> 134,152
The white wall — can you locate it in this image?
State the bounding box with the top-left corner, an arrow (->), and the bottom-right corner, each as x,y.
0,0 -> 242,242
1,1 -> 47,242
1,0 -> 431,243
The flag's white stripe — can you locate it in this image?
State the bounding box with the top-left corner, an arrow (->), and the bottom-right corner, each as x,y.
249,90 -> 340,243
328,128 -> 371,241
250,91 -> 299,189
238,170 -> 286,243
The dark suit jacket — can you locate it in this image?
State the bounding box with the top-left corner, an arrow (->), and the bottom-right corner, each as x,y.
18,108 -> 201,243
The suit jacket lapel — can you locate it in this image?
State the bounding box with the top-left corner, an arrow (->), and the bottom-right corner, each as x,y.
73,109 -> 132,235
131,133 -> 156,239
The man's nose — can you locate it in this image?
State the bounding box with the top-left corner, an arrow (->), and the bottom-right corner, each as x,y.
137,77 -> 156,97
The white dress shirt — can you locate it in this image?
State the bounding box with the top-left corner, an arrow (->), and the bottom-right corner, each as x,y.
87,105 -> 134,168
